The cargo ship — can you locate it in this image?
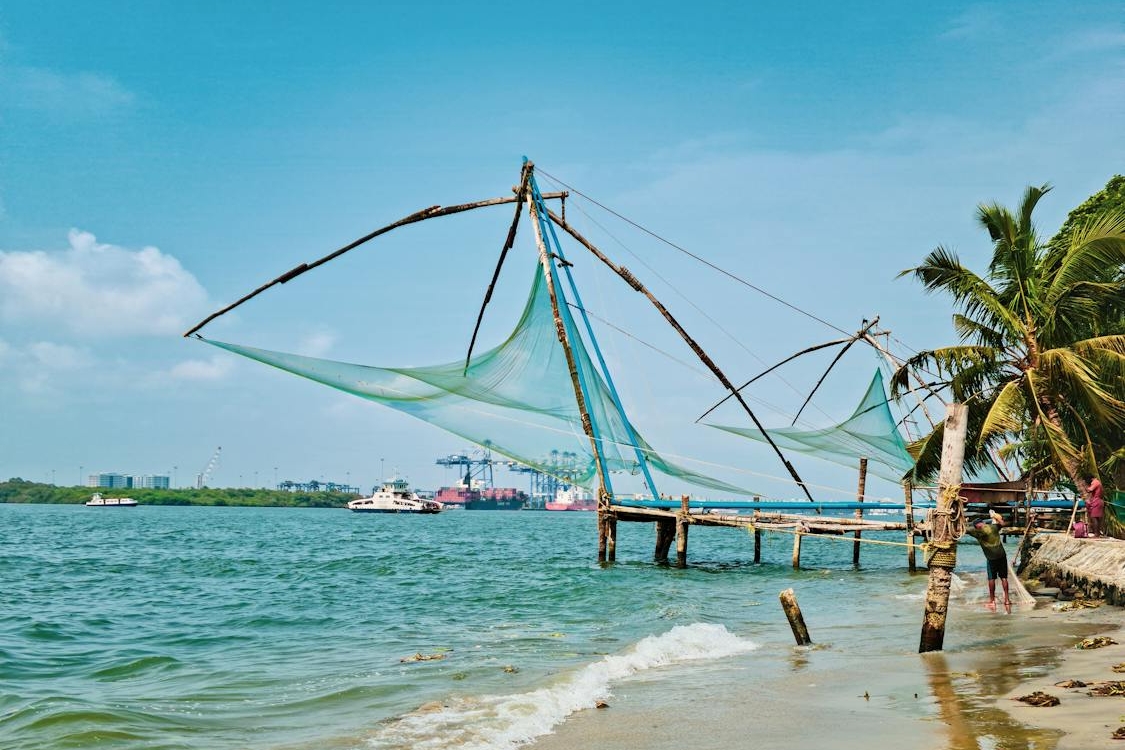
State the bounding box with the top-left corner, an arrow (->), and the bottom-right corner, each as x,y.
433,480 -> 527,510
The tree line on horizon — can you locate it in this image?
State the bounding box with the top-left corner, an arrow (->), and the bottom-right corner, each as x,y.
0,478 -> 355,508
892,175 -> 1125,536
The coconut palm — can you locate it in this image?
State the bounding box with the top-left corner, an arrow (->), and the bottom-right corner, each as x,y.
891,184 -> 1125,504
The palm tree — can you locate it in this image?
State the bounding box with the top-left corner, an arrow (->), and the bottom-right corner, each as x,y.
891,185 -> 1125,508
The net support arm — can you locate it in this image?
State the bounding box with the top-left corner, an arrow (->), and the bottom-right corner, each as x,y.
183,190 -> 567,338
546,208 -> 817,505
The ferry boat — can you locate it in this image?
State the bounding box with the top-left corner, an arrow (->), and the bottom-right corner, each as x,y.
347,478 -> 442,514
545,485 -> 596,511
85,493 -> 138,507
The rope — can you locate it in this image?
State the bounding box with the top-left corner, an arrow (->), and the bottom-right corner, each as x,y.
747,524 -> 921,550
535,168 -> 852,337
922,484 -> 965,568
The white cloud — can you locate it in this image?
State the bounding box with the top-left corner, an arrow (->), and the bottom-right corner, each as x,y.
297,330 -> 338,357
26,341 -> 92,370
939,5 -> 1002,41
0,64 -> 134,115
0,229 -> 209,337
167,356 -> 234,381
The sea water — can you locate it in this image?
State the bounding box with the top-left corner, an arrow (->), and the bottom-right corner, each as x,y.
0,505 -> 1091,749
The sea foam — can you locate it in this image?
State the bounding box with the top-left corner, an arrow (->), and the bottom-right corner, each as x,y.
365,622 -> 758,750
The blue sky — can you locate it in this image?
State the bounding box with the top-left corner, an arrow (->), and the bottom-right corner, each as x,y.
2,2 -> 1123,498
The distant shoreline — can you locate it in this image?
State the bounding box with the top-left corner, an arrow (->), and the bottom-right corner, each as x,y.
0,479 -> 355,508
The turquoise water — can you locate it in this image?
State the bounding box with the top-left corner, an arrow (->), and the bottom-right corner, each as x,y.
0,504 -> 1038,749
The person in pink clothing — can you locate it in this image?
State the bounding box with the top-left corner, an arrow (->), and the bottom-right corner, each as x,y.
1085,475 -> 1104,538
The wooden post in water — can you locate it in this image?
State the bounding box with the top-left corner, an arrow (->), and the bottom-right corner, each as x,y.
904,480 -> 917,572
792,529 -> 803,569
676,494 -> 690,567
919,403 -> 967,654
753,499 -> 762,564
654,518 -> 675,562
605,512 -> 617,562
779,588 -> 812,645
853,457 -> 868,566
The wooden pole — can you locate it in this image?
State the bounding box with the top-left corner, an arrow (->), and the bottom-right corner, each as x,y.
606,513 -> 617,562
753,499 -> 762,564
792,529 -> 802,569
676,495 -> 690,567
546,210 -> 817,507
779,588 -> 812,645
853,457 -> 867,566
919,403 -> 968,654
185,190 -> 567,338
654,518 -> 675,562
527,177 -> 612,561
904,480 -> 917,573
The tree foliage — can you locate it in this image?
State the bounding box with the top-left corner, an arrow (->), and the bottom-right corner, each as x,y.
891,181 -> 1125,529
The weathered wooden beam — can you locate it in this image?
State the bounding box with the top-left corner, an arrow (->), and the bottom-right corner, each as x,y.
904,480 -> 917,572
779,588 -> 812,645
654,518 -> 675,562
676,495 -> 690,567
853,457 -> 868,567
792,530 -> 803,569
919,403 -> 968,654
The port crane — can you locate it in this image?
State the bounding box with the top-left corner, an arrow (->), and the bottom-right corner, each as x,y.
195,446 -> 222,489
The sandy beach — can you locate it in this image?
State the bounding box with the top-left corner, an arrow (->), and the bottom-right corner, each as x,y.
997,609 -> 1125,750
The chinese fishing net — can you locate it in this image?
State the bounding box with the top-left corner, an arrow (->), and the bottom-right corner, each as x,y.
202,264 -> 753,496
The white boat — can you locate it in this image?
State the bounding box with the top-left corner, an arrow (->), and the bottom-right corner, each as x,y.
347,478 -> 442,514
85,492 -> 138,507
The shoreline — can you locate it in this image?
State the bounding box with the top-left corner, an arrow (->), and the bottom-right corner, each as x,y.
526,598 -> 1125,750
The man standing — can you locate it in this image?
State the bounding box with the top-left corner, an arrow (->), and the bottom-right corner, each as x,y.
1086,474 -> 1105,538
965,509 -> 1010,613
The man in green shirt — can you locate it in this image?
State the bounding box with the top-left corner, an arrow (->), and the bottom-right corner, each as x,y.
965,509 -> 1010,613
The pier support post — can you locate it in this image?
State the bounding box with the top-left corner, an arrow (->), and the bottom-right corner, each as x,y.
919,403 -> 967,654
752,500 -> 762,563
606,512 -> 617,562
654,518 -> 675,562
853,457 -> 867,567
904,481 -> 916,572
792,530 -> 802,569
779,588 -> 812,645
675,495 -> 690,567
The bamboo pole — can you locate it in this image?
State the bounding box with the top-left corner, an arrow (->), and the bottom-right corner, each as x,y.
853,457 -> 867,566
676,495 -> 690,567
904,480 -> 916,572
779,588 -> 812,645
184,190 -> 567,338
527,180 -> 612,561
546,209 -> 817,506
919,403 -> 967,654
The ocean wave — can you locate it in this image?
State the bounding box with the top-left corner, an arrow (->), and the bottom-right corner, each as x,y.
363,622 -> 759,750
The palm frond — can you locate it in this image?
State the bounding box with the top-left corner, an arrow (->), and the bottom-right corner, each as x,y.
978,379 -> 1027,445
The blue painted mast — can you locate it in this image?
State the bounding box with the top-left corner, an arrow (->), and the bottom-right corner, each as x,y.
527,170 -> 663,507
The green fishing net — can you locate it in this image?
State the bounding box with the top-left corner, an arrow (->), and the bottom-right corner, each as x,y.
203,264 -> 753,496
707,370 -> 916,482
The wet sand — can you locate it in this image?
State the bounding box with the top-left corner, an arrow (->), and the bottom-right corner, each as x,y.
997,610 -> 1125,750
529,602 -> 1124,750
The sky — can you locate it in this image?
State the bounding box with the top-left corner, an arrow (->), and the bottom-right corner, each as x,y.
1,1 -> 1124,499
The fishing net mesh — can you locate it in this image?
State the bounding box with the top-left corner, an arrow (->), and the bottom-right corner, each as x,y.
707,369 -> 916,482
203,265 -> 752,496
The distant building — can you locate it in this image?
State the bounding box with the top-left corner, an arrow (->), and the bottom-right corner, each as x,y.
88,472 -> 129,489
86,473 -> 170,489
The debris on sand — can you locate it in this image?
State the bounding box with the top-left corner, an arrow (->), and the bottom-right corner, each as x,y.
1014,691 -> 1061,707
